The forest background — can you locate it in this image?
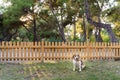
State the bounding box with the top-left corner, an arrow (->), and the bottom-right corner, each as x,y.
0,0 -> 120,42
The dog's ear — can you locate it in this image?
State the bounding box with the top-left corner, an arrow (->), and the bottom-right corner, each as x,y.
77,54 -> 81,60
77,54 -> 80,58
72,54 -> 75,59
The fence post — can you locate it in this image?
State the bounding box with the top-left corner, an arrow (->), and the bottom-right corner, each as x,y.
41,41 -> 44,63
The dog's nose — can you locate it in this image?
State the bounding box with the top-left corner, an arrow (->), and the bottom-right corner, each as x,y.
75,58 -> 78,60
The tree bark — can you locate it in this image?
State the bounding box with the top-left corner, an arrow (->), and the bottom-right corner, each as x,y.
95,15 -> 103,42
73,16 -> 76,41
82,14 -> 86,42
33,15 -> 38,42
84,0 -> 117,42
95,27 -> 103,42
48,0 -> 66,42
95,0 -> 103,42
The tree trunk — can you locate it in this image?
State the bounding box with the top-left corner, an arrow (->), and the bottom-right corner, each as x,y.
82,14 -> 86,42
73,16 -> 76,41
95,27 -> 103,42
0,14 -> 3,27
95,15 -> 103,42
48,0 -> 66,42
33,15 -> 37,42
95,0 -> 103,42
84,0 -> 117,42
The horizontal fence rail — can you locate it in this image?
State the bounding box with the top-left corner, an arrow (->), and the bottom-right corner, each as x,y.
0,42 -> 120,62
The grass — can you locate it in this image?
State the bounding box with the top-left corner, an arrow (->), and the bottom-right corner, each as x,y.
0,60 -> 120,80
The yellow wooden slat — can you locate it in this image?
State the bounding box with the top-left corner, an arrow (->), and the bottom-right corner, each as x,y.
6,42 -> 9,61
1,42 -> 5,61
16,42 -> 19,61
21,42 -> 24,60
96,42 -> 98,59
10,42 -> 13,61
89,42 -> 92,60
55,42 -> 58,60
34,42 -> 37,60
24,42 -> 27,60
115,43 -> 118,58
31,42 -> 34,61
13,42 -> 16,60
58,42 -> 61,60
68,42 -> 71,60
109,43 -> 112,59
41,41 -> 44,62
52,42 -> 55,60
118,43 -> 120,57
27,42 -> 30,60
38,42 -> 41,60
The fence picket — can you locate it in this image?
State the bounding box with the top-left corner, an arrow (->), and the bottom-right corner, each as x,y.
6,42 -> 9,61
38,42 -> 41,60
9,42 -> 12,61
117,42 -> 119,58
1,42 -> 5,61
13,42 -> 16,60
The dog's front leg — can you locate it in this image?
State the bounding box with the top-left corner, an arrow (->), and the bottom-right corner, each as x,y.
79,61 -> 82,71
73,60 -> 76,71
79,66 -> 82,71
73,63 -> 76,71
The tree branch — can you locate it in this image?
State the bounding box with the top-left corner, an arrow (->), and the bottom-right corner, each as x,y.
84,0 -> 117,42
48,0 -> 66,41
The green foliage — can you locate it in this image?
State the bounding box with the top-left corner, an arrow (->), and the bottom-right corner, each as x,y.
3,0 -> 34,26
101,30 -> 110,42
106,6 -> 120,22
104,4 -> 120,41
90,35 -> 95,42
0,0 -> 119,42
113,24 -> 120,40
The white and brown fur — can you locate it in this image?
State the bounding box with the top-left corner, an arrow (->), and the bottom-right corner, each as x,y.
72,54 -> 85,71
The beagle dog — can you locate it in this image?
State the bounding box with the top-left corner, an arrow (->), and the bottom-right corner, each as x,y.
72,54 -> 85,71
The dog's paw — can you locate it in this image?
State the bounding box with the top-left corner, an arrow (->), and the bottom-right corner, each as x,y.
79,70 -> 81,72
73,69 -> 75,71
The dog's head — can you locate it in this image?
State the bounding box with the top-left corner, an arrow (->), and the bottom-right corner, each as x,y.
72,54 -> 80,61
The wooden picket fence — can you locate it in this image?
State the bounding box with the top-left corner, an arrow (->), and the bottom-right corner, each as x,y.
0,41 -> 120,62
